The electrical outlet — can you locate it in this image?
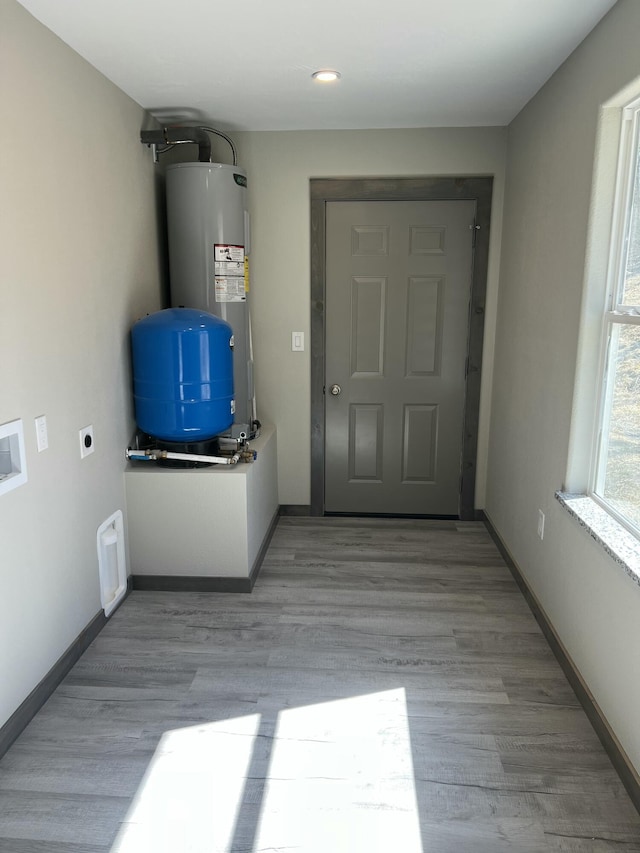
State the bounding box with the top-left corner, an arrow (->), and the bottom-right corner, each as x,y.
537,509 -> 545,540
79,425 -> 95,459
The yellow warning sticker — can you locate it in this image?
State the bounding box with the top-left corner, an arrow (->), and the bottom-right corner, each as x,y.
244,257 -> 250,292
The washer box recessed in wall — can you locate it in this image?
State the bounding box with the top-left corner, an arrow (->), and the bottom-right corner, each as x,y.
0,419 -> 28,497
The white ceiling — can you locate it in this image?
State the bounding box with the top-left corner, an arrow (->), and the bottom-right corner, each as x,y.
17,0 -> 617,131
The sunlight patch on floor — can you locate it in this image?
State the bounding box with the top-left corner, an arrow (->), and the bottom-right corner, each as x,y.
110,714 -> 261,853
255,689 -> 423,852
110,690 -> 422,852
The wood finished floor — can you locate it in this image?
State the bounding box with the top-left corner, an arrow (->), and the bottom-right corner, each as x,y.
1,517 -> 639,852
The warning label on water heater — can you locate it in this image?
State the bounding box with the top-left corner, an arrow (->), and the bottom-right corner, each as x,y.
214,244 -> 246,302
215,277 -> 246,302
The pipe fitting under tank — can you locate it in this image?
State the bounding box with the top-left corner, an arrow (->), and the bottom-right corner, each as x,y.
126,447 -> 241,465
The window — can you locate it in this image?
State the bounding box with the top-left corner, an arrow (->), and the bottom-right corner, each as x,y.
592,99 -> 640,536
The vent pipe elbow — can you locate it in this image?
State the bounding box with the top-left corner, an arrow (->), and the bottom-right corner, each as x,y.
140,126 -> 211,162
164,127 -> 212,162
141,124 -> 237,165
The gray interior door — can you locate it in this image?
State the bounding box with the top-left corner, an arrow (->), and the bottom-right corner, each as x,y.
324,199 -> 475,515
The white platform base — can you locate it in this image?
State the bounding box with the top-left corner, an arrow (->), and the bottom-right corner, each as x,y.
124,425 -> 278,584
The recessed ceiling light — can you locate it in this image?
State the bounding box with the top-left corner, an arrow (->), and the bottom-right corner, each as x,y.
312,70 -> 341,82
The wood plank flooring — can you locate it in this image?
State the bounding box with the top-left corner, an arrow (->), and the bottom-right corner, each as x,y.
0,517 -> 639,851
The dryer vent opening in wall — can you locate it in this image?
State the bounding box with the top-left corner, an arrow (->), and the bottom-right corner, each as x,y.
97,510 -> 127,617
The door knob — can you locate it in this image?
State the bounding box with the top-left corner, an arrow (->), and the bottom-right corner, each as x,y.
329,384 -> 342,396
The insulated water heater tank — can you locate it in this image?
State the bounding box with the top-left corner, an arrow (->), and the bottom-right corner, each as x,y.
166,162 -> 253,436
131,308 -> 234,442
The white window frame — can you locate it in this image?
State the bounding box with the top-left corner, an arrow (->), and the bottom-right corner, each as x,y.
590,96 -> 640,538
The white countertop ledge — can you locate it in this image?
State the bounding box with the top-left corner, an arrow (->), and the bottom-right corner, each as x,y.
556,491 -> 640,588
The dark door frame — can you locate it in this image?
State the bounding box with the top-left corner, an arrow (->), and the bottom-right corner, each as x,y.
310,176 -> 493,520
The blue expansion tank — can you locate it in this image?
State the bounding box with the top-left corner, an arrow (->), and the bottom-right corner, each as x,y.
131,308 -> 234,441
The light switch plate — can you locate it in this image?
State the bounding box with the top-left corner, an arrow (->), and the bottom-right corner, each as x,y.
291,331 -> 305,352
35,415 -> 48,452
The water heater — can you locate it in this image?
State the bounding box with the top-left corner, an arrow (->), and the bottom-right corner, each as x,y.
166,162 -> 254,437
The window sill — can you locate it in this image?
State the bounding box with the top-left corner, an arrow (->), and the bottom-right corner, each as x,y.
555,491 -> 640,587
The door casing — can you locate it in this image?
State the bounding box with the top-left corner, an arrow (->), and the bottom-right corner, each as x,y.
310,176 -> 493,519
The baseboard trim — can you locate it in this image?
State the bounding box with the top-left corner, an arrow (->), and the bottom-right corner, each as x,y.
131,574 -> 254,592
0,609 -> 107,760
480,510 -> 640,814
279,504 -> 311,516
131,507 -> 281,594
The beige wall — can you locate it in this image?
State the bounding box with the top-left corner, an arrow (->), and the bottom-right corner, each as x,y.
0,1 -> 163,727
0,2 -> 506,732
7,0 -> 637,777
486,0 -> 640,770
234,128 -> 507,506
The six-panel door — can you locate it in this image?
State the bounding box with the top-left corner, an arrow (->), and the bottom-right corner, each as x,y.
324,199 -> 475,515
